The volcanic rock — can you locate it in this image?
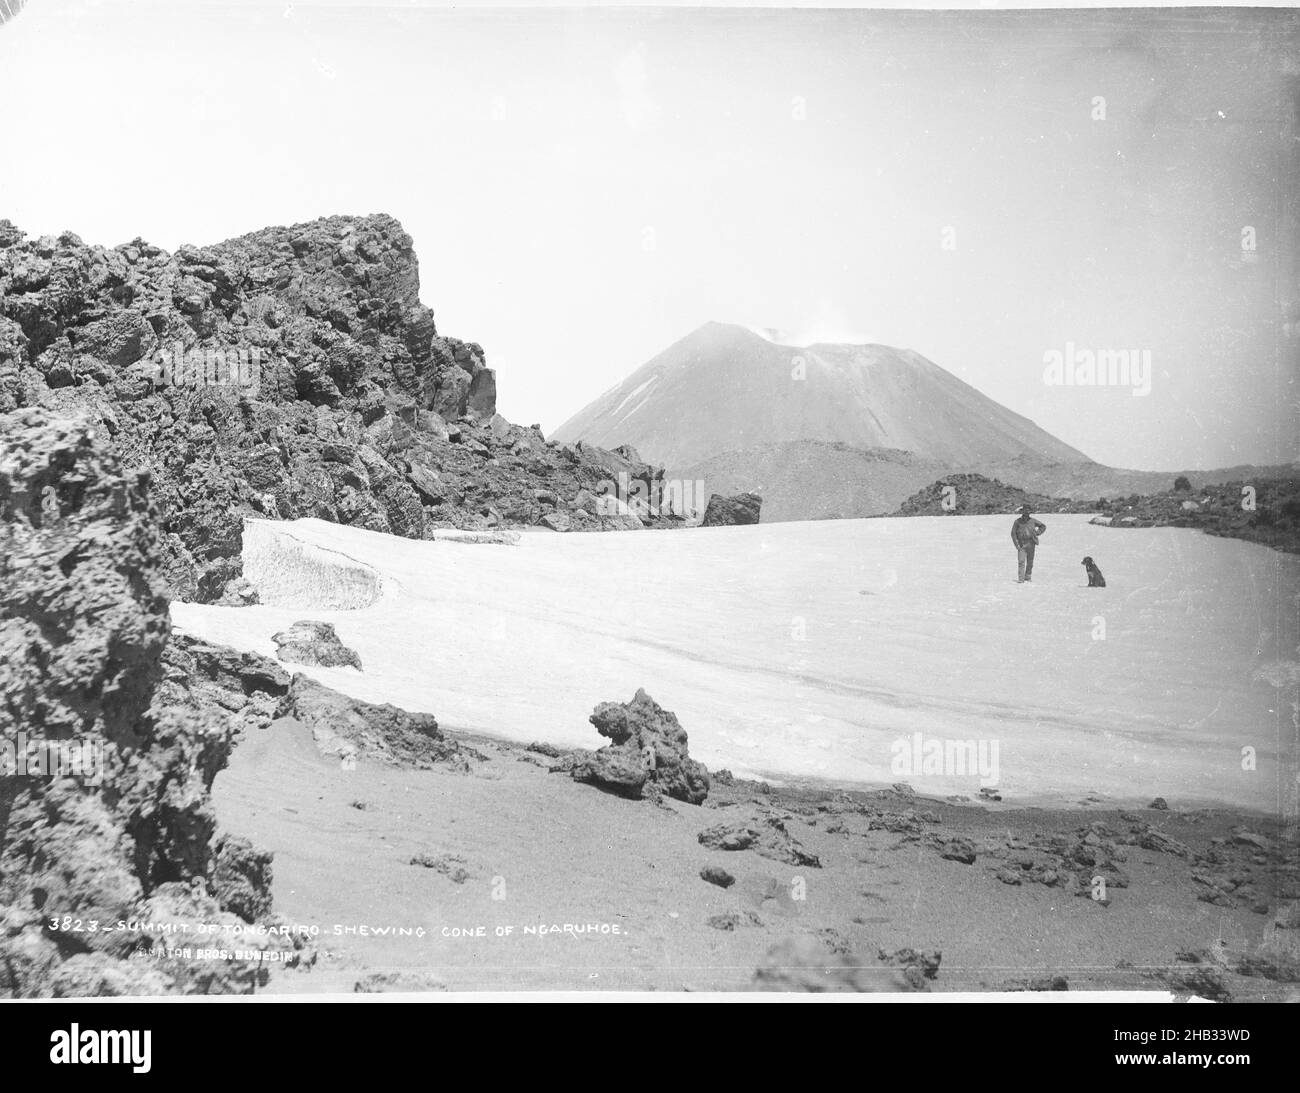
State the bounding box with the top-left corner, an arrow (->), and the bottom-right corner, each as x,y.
0,215 -> 680,603
891,473 -> 1062,516
697,815 -> 821,867
276,673 -> 473,770
938,837 -> 977,865
409,853 -> 471,884
0,408 -> 283,996
272,619 -> 363,670
170,632 -> 291,698
700,492 -> 762,527
570,689 -> 710,804
211,835 -> 275,923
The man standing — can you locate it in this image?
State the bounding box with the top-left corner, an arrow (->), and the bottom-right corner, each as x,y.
1012,505 -> 1046,583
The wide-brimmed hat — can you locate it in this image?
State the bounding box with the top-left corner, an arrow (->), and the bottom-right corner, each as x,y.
1019,504 -> 1033,515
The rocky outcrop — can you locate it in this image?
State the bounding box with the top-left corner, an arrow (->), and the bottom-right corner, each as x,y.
169,632 -> 291,700
276,673 -> 474,770
697,814 -> 821,867
700,492 -> 762,527
211,836 -> 275,924
890,473 -> 1066,516
0,409 -> 290,996
162,632 -> 289,739
272,620 -> 362,670
0,215 -> 678,603
570,689 -> 710,804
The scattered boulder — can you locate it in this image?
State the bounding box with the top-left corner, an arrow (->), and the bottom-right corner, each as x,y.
697,815 -> 821,868
1136,828 -> 1193,859
1231,829 -> 1273,851
409,853 -> 471,884
700,866 -> 736,889
707,911 -> 763,931
982,819 -> 1186,904
272,619 -> 363,670
938,837 -> 977,865
570,689 -> 710,804
700,492 -> 762,527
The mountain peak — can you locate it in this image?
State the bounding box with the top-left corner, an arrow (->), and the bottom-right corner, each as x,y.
694,320 -> 888,352
554,324 -> 1088,470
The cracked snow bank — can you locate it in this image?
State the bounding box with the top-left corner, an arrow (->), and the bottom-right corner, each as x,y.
241,519 -> 384,609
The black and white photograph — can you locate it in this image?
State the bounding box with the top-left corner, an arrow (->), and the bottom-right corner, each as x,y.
0,0 -> 1297,1030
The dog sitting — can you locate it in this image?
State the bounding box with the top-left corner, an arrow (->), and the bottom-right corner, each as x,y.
1082,556 -> 1106,587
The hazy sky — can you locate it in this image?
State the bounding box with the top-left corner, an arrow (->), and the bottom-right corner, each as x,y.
1,1 -> 1296,470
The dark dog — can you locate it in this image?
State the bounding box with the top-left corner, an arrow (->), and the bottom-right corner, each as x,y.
1082,556 -> 1106,587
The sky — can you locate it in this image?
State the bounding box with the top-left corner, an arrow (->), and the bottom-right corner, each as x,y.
1,0 -> 1297,471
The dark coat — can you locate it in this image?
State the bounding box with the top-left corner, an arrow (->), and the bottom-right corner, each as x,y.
1012,515 -> 1046,549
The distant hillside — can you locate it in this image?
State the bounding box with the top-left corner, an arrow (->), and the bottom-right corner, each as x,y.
888,473 -> 1082,517
554,321 -> 1090,469
673,441 -> 949,522
1092,479 -> 1300,555
885,473 -> 1300,554
971,456 -> 1300,505
672,442 -> 1300,524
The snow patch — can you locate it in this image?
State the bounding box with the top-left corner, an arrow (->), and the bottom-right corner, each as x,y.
173,515 -> 1295,810
241,519 -> 383,609
617,396 -> 654,423
612,375 -> 659,417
